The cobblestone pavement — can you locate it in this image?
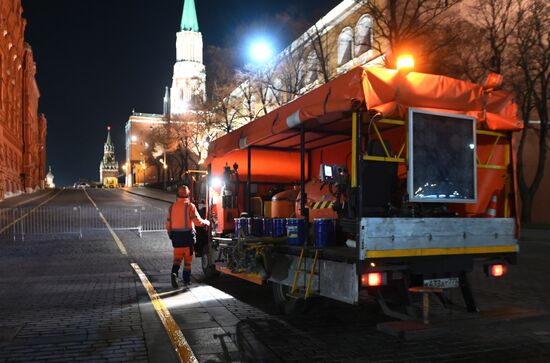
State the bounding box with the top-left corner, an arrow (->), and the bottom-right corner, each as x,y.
1,188 -> 549,362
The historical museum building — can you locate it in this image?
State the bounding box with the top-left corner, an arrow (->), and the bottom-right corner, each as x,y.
0,0 -> 47,200
99,127 -> 119,188
125,0 -> 205,187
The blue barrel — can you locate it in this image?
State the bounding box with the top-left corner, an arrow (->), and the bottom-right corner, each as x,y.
272,218 -> 286,237
262,218 -> 273,237
286,218 -> 306,246
234,218 -> 250,237
251,218 -> 264,236
314,218 -> 334,247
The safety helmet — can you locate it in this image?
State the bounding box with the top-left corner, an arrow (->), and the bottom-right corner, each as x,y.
177,185 -> 190,198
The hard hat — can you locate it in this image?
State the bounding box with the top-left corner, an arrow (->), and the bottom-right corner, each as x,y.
177,185 -> 190,198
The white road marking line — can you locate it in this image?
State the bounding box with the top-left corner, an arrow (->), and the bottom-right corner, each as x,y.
83,189 -> 128,255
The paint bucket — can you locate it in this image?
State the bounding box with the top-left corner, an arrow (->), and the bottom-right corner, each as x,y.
272,218 -> 286,237
286,218 -> 306,246
262,218 -> 273,237
314,218 -> 334,247
234,218 -> 250,237
251,218 -> 264,236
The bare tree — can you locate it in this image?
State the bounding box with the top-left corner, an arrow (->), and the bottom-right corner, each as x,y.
513,0 -> 550,222
205,46 -> 242,133
355,0 -> 463,70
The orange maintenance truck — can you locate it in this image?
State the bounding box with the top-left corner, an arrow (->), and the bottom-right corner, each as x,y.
200,63 -> 522,317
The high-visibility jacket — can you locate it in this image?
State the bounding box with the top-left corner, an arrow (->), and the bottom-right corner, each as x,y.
166,197 -> 208,233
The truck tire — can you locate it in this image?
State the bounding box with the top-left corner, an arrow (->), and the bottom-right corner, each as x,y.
272,282 -> 308,315
201,253 -> 219,280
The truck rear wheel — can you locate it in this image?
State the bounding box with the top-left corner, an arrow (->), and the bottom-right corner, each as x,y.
272,282 -> 309,315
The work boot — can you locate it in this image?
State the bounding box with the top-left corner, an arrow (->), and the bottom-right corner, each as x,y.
182,270 -> 191,285
171,273 -> 179,289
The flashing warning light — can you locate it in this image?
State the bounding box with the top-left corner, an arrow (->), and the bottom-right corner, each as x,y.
396,54 -> 415,73
490,264 -> 506,277
361,272 -> 385,287
483,72 -> 503,90
107,126 -> 111,131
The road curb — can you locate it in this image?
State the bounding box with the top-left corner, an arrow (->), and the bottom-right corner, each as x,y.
122,188 -> 174,204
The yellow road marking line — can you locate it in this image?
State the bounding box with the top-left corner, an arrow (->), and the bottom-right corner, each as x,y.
131,263 -> 198,363
83,189 -> 128,255
85,189 -> 197,363
0,189 -> 63,235
366,245 -> 518,258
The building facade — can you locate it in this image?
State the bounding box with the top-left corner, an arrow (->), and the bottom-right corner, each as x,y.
99,127 -> 119,187
0,0 -> 47,200
125,0 -> 205,187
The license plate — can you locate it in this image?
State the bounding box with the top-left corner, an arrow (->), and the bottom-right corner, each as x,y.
423,277 -> 459,289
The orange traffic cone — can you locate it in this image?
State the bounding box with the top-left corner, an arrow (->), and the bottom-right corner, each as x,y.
484,194 -> 498,218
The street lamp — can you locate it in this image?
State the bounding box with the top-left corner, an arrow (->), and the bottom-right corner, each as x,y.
159,151 -> 168,190
248,38 -> 274,64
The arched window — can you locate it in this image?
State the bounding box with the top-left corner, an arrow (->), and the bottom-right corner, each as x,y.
306,51 -> 319,84
338,27 -> 353,65
355,15 -> 373,55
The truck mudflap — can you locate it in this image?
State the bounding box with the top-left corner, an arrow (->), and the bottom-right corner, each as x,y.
359,218 -> 518,260
269,252 -> 359,304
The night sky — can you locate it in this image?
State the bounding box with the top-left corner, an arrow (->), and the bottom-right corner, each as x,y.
21,0 -> 341,186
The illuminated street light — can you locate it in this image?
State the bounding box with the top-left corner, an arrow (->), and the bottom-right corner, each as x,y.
249,39 -> 273,63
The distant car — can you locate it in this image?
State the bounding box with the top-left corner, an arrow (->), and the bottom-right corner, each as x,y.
75,182 -> 90,189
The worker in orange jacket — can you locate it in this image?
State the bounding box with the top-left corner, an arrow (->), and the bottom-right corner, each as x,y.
166,185 -> 210,288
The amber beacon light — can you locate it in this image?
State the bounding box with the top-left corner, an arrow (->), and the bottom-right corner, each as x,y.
396,54 -> 415,73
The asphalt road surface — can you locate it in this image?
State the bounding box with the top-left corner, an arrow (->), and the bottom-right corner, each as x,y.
1,188 -> 549,362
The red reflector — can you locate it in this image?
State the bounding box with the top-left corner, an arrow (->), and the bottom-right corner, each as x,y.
490,264 -> 506,277
362,272 -> 383,287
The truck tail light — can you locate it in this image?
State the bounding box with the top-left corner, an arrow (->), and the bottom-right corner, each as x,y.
490,264 -> 506,277
361,272 -> 386,287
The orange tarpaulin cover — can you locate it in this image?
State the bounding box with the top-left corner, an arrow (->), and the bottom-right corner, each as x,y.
205,66 -> 522,165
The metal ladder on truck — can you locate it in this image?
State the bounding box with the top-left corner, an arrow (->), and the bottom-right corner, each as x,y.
289,248 -> 320,299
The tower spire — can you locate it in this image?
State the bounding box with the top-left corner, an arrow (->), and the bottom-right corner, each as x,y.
105,126 -> 113,147
181,0 -> 199,32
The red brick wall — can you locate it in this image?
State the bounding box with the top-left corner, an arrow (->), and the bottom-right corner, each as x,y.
0,0 -> 46,199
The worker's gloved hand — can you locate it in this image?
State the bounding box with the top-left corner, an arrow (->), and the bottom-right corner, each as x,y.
203,220 -> 211,227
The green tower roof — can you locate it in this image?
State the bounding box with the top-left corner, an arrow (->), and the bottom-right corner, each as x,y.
181,0 -> 199,32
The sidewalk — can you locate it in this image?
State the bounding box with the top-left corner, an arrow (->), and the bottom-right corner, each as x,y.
0,188 -> 52,208
123,186 -> 176,204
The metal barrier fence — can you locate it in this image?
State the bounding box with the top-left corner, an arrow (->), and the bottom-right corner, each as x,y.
0,206 -> 166,241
